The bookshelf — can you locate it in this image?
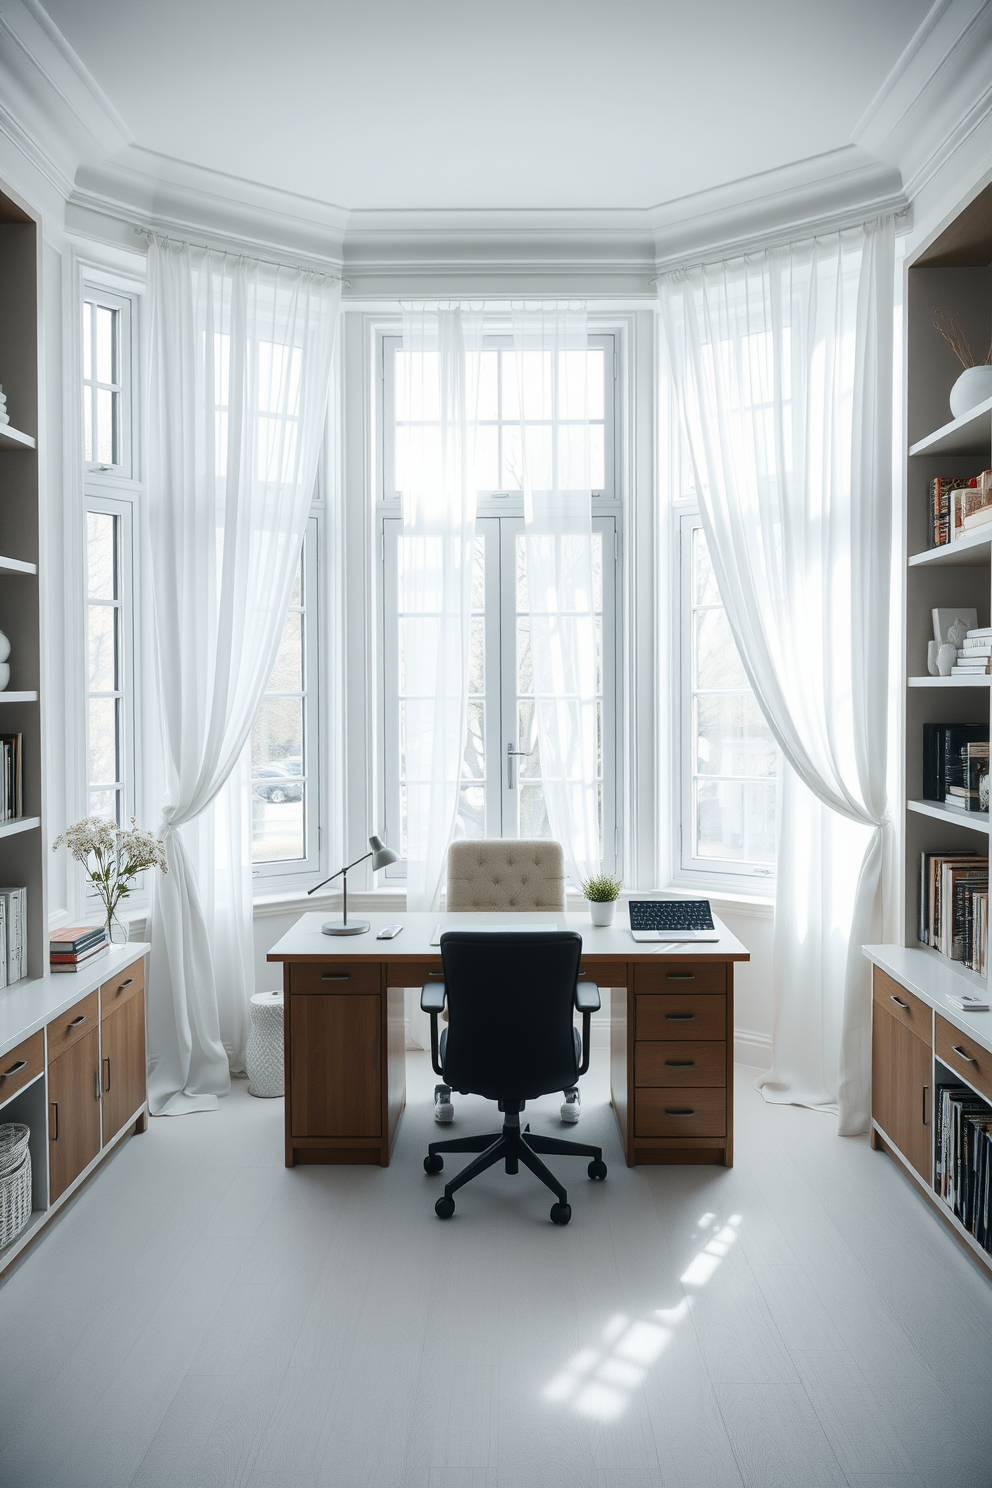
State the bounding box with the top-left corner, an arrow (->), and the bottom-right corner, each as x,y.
865,177 -> 992,1279
0,180 -> 45,981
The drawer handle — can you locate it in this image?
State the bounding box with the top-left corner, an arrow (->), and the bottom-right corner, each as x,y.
50,1101 -> 59,1141
322,973 -> 350,981
425,972 -> 444,979
890,996 -> 910,1011
666,1013 -> 695,1021
665,1060 -> 696,1068
666,973 -> 694,980
68,1014 -> 87,1028
0,1059 -> 27,1081
372,1037 -> 378,1071
951,1045 -> 976,1063
118,978 -> 134,991
665,1108 -> 696,1116
104,1056 -> 112,1093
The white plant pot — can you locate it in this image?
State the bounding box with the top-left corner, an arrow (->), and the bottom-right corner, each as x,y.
588,899 -> 616,927
949,365 -> 992,421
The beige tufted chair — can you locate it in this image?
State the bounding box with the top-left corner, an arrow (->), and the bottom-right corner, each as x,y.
435,839 -> 581,1126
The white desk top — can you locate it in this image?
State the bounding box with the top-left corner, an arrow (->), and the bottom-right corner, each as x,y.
0,943 -> 149,1060
267,910 -> 749,963
864,943 -> 992,1058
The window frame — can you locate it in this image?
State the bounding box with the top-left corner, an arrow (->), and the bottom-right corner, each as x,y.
677,509 -> 777,891
82,285 -> 135,481
250,515 -> 321,887
83,496 -> 136,832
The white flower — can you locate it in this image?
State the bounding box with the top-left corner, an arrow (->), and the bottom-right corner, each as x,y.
53,815 -> 168,921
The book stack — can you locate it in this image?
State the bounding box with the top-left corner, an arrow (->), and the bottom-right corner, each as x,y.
929,475 -> 977,546
0,732 -> 22,821
936,1085 -> 992,1256
919,852 -> 989,969
0,887 -> 26,984
929,471 -> 992,547
952,625 -> 992,678
922,723 -> 989,805
49,925 -> 109,973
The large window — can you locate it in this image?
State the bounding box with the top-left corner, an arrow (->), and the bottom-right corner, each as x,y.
82,288 -> 132,477
251,521 -> 319,877
680,514 -> 776,880
379,330 -> 620,880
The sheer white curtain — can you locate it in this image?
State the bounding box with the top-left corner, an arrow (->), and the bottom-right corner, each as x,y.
512,303 -> 600,888
399,304 -> 484,911
144,237 -> 340,1116
659,219 -> 894,1135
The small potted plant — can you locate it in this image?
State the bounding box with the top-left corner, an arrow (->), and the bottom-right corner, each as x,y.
53,816 -> 168,944
582,872 -> 622,927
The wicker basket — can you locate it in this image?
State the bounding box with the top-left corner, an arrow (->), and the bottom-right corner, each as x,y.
0,1124 -> 32,1249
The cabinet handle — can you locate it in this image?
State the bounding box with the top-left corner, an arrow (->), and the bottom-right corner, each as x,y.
118,978 -> 133,991
103,1056 -> 112,1093
322,973 -> 350,981
50,1101 -> 59,1141
665,1060 -> 696,1067
951,1045 -> 976,1063
666,1013 -> 695,1021
372,1037 -> 378,1071
922,1084 -> 928,1126
665,1108 -> 696,1116
890,996 -> 909,1011
68,1014 -> 87,1028
666,973 -> 694,980
0,1059 -> 27,1081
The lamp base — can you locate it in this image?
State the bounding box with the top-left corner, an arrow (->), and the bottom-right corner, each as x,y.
321,919 -> 370,936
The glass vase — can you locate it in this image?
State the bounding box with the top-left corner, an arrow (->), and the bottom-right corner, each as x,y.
106,911 -> 129,947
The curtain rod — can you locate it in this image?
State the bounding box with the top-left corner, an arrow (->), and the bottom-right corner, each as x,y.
133,227 -> 349,287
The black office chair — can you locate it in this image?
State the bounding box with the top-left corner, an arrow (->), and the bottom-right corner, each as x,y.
420,929 -> 607,1225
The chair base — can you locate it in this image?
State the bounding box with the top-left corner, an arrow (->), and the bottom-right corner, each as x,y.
425,1107 -> 606,1222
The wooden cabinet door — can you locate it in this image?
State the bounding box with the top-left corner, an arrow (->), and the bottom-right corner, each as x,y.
872,1001 -> 932,1181
290,994 -> 381,1138
102,992 -> 146,1143
48,1027 -> 101,1202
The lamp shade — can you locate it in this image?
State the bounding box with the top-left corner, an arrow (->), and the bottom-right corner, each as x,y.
369,834 -> 398,871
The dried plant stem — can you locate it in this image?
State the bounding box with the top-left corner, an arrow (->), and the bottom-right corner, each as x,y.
933,307 -> 992,369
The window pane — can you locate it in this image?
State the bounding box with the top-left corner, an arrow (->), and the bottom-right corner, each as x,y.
693,526 -> 721,606
83,301 -> 92,381
87,605 -> 117,693
477,350 -> 498,422
252,795 -> 304,861
252,697 -> 303,774
87,513 -> 116,601
453,784 -> 485,841
517,617 -> 532,695
88,696 -> 119,786
289,556 -> 302,607
694,608 -> 749,691
96,387 -> 116,465
267,612 -> 303,693
469,615 -> 485,695
464,700 -> 484,779
96,306 -> 115,384
83,384 -> 93,463
474,424 -> 499,490
519,781 -> 551,837
89,788 -> 118,821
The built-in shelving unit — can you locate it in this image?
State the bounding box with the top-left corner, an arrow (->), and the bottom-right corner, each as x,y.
866,176 -> 992,1280
0,424 -> 35,452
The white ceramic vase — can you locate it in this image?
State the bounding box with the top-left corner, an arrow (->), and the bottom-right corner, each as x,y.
588,899 -> 616,927
949,365 -> 992,421
0,630 -> 9,692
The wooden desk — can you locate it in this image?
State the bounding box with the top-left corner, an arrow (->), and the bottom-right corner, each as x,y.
267,911 -> 749,1168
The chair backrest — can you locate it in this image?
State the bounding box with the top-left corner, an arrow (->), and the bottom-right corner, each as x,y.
446,839 -> 566,912
439,930 -> 582,1102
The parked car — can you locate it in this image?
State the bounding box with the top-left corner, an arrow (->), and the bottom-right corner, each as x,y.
253,759 -> 303,803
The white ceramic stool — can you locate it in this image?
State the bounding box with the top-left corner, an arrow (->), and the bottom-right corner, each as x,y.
246,990 -> 284,1097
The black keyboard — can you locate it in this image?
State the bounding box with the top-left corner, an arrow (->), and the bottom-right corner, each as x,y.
628,899 -> 715,932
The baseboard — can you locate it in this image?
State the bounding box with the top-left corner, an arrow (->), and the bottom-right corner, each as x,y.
734,1027 -> 772,1069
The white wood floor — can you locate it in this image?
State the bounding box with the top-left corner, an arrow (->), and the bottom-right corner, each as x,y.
2,1053 -> 992,1488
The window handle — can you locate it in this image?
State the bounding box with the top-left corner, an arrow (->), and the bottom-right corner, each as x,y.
506,742 -> 533,790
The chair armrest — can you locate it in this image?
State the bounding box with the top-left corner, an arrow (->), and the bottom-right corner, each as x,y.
575,981 -> 601,1013
420,981 -> 446,1014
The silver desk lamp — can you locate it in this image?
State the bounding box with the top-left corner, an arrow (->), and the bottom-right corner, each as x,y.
307,833 -> 398,936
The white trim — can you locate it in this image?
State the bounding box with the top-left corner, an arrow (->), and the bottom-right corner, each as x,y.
734,1028 -> 773,1069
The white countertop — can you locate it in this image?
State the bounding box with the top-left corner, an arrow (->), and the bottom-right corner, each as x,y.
267,910 -> 749,963
0,943 -> 150,1059
864,943 -> 992,1057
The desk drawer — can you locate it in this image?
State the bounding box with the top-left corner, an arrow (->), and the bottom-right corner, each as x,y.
635,963 -> 726,996
290,962 -> 380,995
578,960 -> 628,986
0,1029 -> 44,1106
47,991 -> 100,1062
936,1015 -> 992,1103
635,1040 -> 726,1087
873,969 -> 931,1045
635,1087 -> 726,1138
101,959 -> 144,1018
383,961 -> 443,988
636,994 -> 726,1041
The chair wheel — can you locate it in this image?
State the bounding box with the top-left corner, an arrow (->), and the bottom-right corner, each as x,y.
550,1202 -> 571,1226
424,1153 -> 444,1174
435,1195 -> 455,1219
588,1159 -> 607,1181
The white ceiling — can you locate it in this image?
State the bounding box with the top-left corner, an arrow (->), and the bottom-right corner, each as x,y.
41,0 -> 932,213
